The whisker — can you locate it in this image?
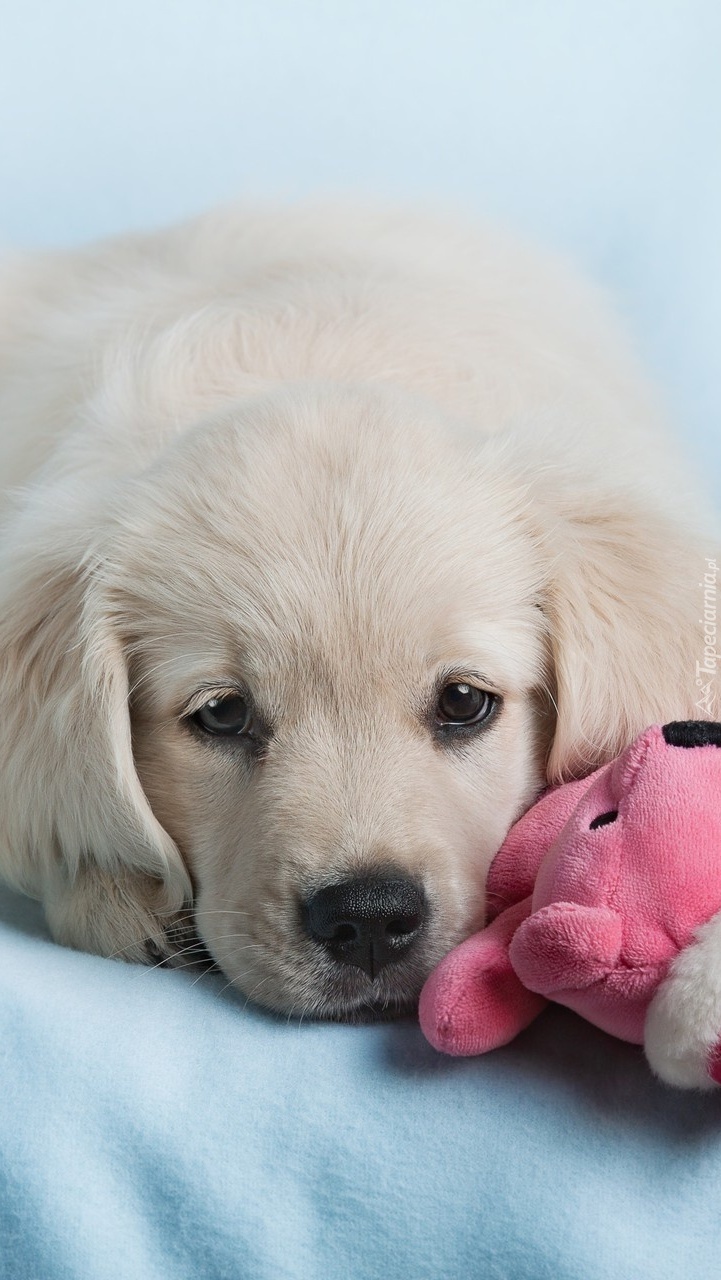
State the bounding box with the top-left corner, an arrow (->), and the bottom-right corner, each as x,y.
192,908 -> 257,918
210,966 -> 277,1005
186,967 -> 216,988
166,957 -> 217,976
141,940 -> 213,975
196,937 -> 266,948
105,932 -> 170,963
240,974 -> 274,1008
187,942 -> 267,989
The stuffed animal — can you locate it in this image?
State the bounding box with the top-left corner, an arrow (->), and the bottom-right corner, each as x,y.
419,721 -> 721,1083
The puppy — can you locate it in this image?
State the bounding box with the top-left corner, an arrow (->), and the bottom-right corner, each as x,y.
0,205 -> 716,1057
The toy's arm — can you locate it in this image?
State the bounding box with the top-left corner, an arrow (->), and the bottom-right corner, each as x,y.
419,897 -> 547,1056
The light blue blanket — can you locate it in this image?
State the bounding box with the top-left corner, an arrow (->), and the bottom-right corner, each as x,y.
2,884 -> 721,1280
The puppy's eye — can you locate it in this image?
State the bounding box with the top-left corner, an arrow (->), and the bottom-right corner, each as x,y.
436,683 -> 497,727
192,695 -> 253,737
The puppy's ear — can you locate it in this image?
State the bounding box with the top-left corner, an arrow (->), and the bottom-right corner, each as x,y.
541,492 -> 715,783
0,512 -> 191,958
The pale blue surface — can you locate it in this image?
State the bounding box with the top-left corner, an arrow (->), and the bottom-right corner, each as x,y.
3,883 -> 721,1280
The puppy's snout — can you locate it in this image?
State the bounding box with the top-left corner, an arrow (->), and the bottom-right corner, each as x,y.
302,874 -> 427,980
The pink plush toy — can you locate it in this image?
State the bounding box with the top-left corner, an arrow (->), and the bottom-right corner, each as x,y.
419,720 -> 721,1083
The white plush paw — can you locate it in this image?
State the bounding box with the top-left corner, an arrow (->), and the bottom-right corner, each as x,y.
644,910 -> 721,1090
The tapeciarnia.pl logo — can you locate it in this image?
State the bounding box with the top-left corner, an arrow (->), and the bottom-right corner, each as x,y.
696,557 -> 718,716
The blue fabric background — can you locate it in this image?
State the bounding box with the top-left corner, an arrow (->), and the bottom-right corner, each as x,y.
3,883 -> 721,1280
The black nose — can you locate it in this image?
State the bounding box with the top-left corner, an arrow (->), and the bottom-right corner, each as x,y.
302,874 -> 427,981
662,721 -> 721,749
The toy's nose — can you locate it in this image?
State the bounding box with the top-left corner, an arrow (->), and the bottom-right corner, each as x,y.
662,721 -> 721,749
509,903 -> 623,996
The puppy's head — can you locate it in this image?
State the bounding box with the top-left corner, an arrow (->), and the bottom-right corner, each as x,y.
0,383 -> 704,1018
118,384 -> 549,1017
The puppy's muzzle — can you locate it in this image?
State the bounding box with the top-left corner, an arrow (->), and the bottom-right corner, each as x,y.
302,873 -> 427,981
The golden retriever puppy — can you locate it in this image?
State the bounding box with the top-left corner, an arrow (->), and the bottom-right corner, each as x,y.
0,206 -> 716,1052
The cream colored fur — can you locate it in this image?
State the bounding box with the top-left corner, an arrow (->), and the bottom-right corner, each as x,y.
0,204 -> 717,1059
645,906 -> 721,1089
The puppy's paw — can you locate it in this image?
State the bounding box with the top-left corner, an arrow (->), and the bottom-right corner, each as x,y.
644,909 -> 721,1089
44,863 -> 193,967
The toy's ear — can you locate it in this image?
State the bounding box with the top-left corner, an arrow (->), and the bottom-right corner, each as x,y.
0,496 -> 192,958
541,490 -> 713,783
487,772 -> 598,918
